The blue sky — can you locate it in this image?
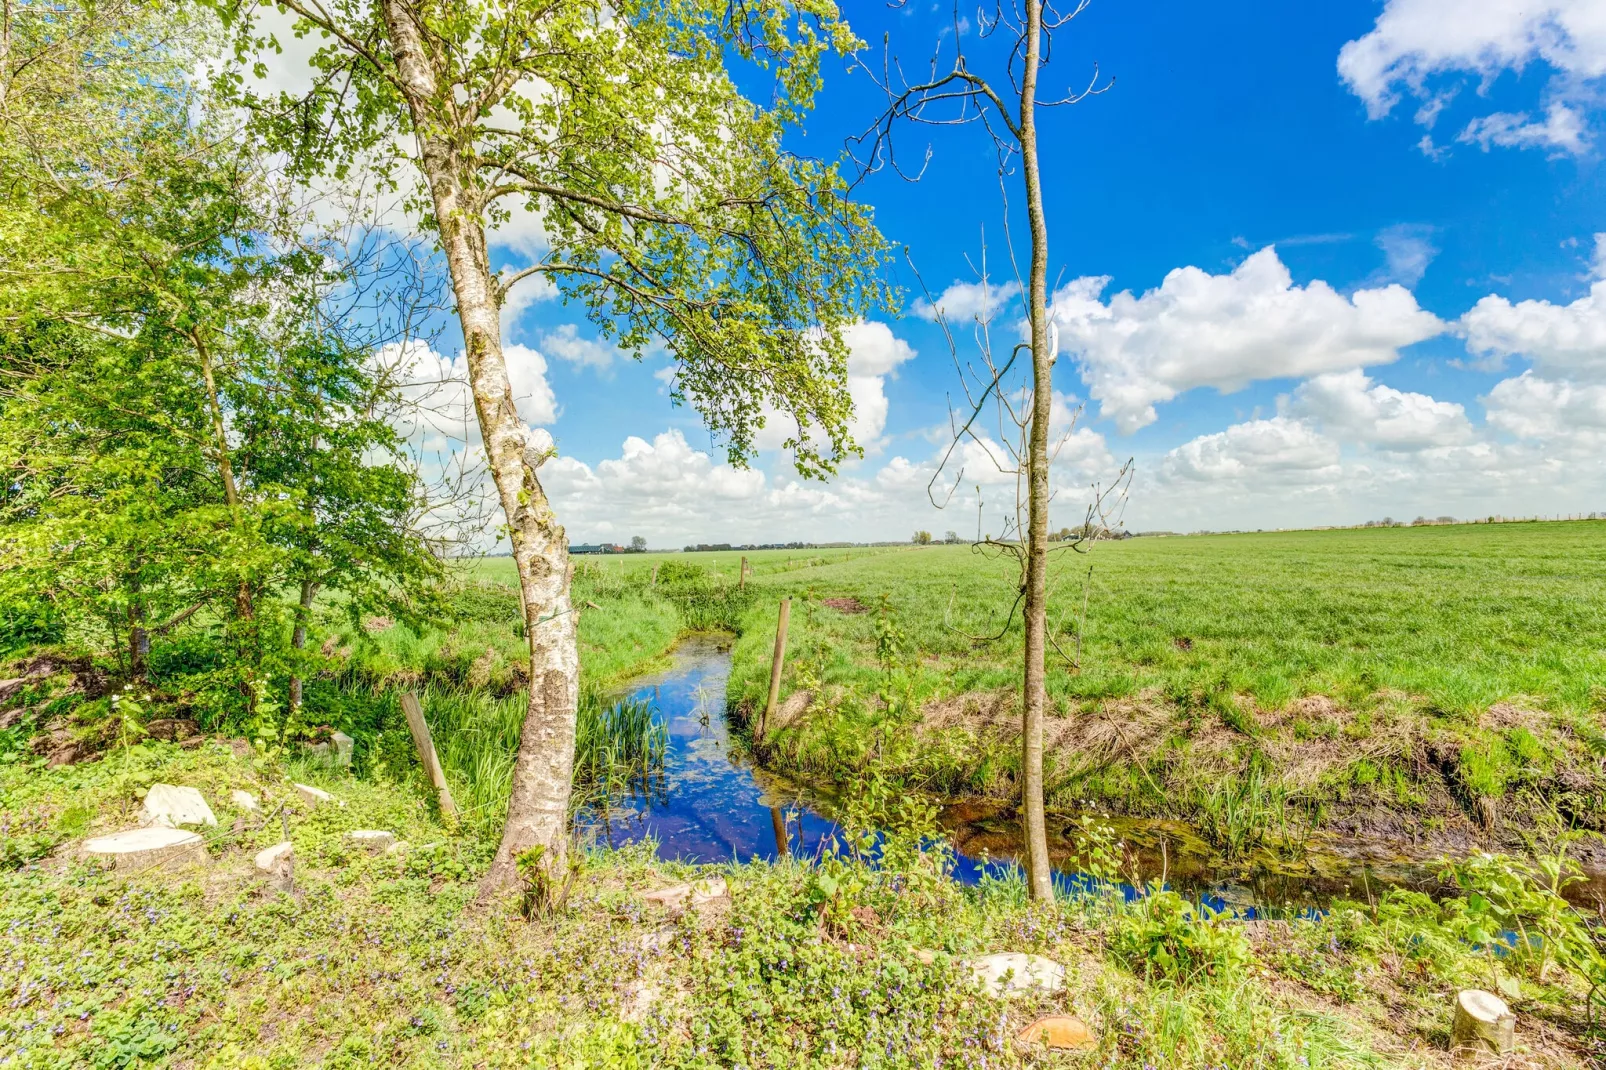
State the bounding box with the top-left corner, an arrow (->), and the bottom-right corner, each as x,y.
375,0 -> 1606,545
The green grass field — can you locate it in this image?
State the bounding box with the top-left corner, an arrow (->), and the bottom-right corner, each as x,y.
308,522 -> 1606,852
720,522 -> 1606,714
706,523 -> 1606,837
6,526 -> 1604,1067
475,522 -> 1606,716
454,523 -> 1606,842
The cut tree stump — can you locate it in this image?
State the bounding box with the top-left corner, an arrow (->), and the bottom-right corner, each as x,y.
967,953 -> 1066,999
140,784 -> 217,828
254,841 -> 294,891
1451,989 -> 1515,1057
1017,1014 -> 1097,1051
345,830 -> 396,852
83,828 -> 206,871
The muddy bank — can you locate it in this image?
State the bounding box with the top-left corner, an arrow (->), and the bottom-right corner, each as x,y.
753,683 -> 1606,872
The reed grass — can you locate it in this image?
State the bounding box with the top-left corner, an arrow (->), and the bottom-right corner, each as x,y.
418,683 -> 667,839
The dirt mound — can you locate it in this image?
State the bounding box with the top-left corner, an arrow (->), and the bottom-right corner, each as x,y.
820,597 -> 867,614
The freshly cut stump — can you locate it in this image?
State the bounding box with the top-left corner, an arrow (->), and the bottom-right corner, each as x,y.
345,830 -> 396,852
1017,1015 -> 1097,1051
1451,990 -> 1515,1057
254,842 -> 294,892
968,953 -> 1066,999
140,783 -> 216,828
83,828 -> 206,871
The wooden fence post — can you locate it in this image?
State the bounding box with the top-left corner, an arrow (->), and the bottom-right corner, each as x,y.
400,693 -> 458,821
739,556 -> 748,589
769,806 -> 791,858
650,563 -> 658,586
759,597 -> 791,740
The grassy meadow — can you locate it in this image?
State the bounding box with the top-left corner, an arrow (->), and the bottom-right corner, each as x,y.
5,523 -> 1605,1067
727,524 -> 1606,846
458,523 -> 1606,848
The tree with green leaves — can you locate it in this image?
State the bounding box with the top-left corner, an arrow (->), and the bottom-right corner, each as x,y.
0,0 -> 440,724
207,0 -> 894,895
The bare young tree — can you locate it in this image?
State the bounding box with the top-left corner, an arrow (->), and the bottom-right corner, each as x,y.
851,0 -> 1122,900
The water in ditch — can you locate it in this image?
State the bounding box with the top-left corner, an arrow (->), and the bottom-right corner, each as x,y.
576,635 -> 1598,916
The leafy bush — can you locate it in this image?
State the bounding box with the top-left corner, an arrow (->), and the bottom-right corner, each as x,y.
446,582 -> 521,624
0,587 -> 64,655
1109,890 -> 1252,984
1442,844 -> 1602,986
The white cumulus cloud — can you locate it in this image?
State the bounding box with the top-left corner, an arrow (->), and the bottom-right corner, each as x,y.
377,338 -> 558,448
1459,102 -> 1590,153
1157,417 -> 1342,486
1460,243 -> 1606,377
539,323 -> 621,370
1052,247 -> 1445,433
1485,372 -> 1606,440
1291,370 -> 1473,450
1338,0 -> 1604,154
754,321 -> 916,456
912,279 -> 1022,323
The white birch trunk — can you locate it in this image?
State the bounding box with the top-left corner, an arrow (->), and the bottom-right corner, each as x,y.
380,0 -> 580,897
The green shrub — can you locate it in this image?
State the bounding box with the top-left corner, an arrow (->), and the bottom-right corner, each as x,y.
1109,890 -> 1252,984
446,581 -> 521,623
0,587 -> 64,655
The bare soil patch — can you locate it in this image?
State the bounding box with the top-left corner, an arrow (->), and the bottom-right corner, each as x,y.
819,596 -> 868,614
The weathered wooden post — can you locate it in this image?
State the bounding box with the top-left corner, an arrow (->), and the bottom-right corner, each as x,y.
769,806 -> 791,858
759,597 -> 791,740
739,556 -> 748,589
650,563 -> 658,587
400,693 -> 458,821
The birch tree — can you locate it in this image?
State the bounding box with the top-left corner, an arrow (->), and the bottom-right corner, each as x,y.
852,0 -> 1114,900
209,0 -> 891,895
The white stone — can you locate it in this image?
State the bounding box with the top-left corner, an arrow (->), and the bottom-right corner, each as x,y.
230,790 -> 261,813
643,876 -> 728,909
255,841 -> 293,872
140,784 -> 217,828
294,783 -> 335,807
967,953 -> 1066,999
306,731 -> 355,768
83,827 -> 206,871
254,841 -> 294,891
345,830 -> 396,851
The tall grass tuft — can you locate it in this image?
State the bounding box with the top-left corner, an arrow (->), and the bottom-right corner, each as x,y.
420,684 -> 667,839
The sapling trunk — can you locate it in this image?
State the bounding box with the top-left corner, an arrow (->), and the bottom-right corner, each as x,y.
1018,0 -> 1055,903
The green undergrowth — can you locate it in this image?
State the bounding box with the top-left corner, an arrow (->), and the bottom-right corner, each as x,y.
2,743 -> 1601,1068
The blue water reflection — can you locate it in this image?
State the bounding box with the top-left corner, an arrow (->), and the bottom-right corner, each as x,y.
577,638 -> 1440,917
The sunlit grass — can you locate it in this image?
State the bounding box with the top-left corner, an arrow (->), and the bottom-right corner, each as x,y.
726,522 -> 1606,719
